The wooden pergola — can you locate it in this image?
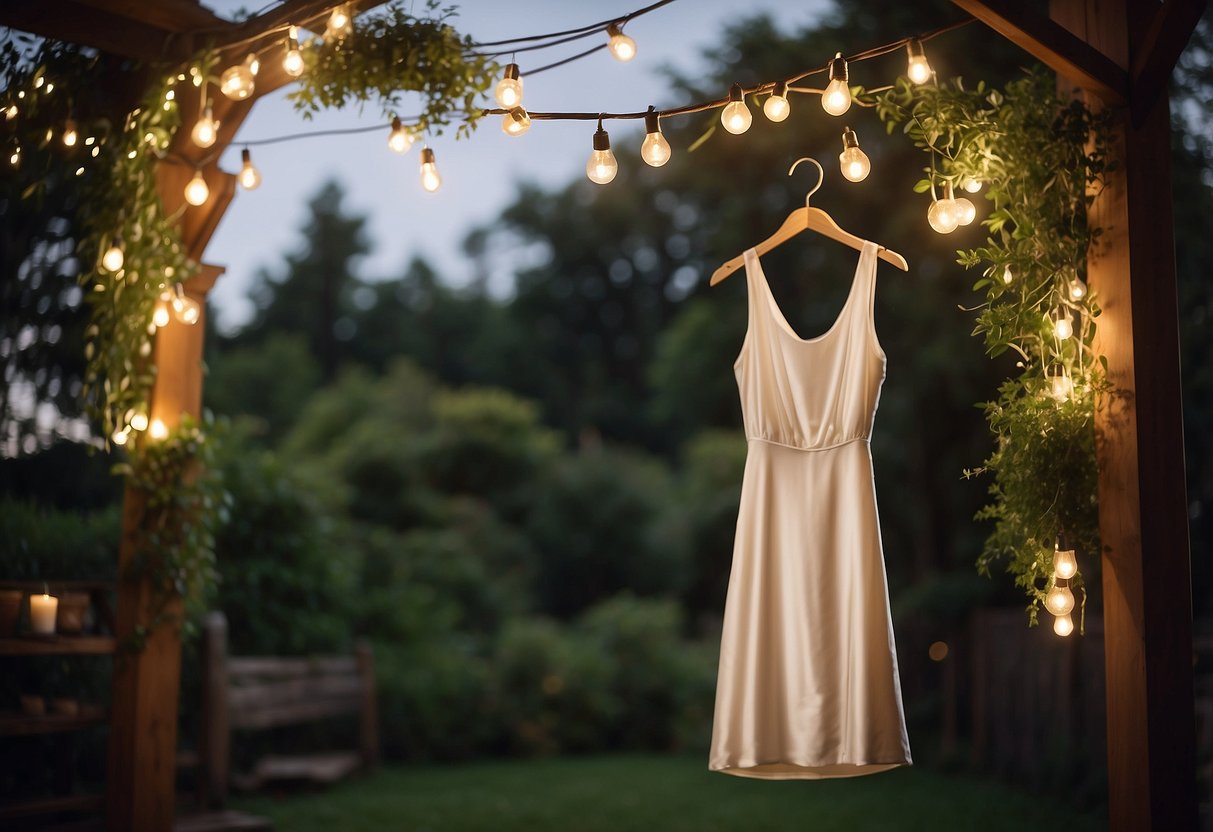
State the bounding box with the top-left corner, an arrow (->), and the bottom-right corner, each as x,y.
1,0 -> 1205,829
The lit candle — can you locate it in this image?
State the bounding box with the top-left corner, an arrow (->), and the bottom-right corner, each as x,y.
30,593 -> 58,635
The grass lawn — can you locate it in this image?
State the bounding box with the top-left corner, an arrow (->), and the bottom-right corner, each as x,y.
235,754 -> 1104,832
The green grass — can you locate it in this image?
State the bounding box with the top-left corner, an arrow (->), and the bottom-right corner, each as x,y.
235,754 -> 1105,832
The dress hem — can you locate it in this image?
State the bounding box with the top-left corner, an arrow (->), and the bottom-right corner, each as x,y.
709,760 -> 911,780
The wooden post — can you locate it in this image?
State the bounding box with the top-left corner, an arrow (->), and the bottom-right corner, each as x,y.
1049,2 -> 1198,829
356,640 -> 380,767
199,611 -> 230,808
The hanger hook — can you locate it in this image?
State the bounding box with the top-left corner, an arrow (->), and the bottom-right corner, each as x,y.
788,156 -> 824,207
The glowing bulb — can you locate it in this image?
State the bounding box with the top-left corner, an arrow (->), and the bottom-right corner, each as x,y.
838,126 -> 870,183
220,56 -> 257,100
495,63 -> 523,108
327,4 -> 352,39
962,177 -> 982,193
388,117 -> 414,153
1053,613 -> 1074,637
152,298 -> 171,328
1044,582 -> 1076,617
184,170 -> 209,206
821,53 -> 851,116
606,23 -> 636,62
502,107 -> 531,137
1053,312 -> 1073,340
1068,277 -> 1087,300
238,148 -> 261,190
172,289 -> 201,325
9,146 -> 19,167
1002,265 -> 1013,285
763,81 -> 790,122
1047,365 -> 1073,401
586,124 -> 618,184
5,104 -> 16,120
419,147 -> 442,192
1053,546 -> 1078,580
130,412 -> 149,432
927,198 -> 958,234
953,196 -> 976,225
102,237 -> 125,272
191,105 -> 218,148
906,38 -> 933,85
721,84 -> 752,135
283,26 -> 305,76
112,428 -> 129,446
640,109 -> 670,167
149,418 -> 169,440
63,118 -> 78,147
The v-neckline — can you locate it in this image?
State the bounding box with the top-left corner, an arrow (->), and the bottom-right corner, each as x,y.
748,246 -> 867,345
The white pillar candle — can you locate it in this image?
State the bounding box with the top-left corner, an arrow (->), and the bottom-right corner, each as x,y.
30,594 -> 58,635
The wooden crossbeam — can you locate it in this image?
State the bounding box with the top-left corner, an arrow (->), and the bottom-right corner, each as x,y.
0,0 -> 178,61
1130,0 -> 1209,125
952,0 -> 1129,103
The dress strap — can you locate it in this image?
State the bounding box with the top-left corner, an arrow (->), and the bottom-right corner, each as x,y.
856,240 -> 882,351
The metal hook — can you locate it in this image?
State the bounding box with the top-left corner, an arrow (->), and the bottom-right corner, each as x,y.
788,156 -> 824,207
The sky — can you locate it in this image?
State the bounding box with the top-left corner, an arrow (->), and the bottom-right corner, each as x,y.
201,0 -> 830,331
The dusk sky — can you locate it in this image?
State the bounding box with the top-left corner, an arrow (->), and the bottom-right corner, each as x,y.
202,0 -> 828,331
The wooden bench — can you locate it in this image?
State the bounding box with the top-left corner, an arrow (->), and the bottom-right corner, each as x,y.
192,611 -> 379,809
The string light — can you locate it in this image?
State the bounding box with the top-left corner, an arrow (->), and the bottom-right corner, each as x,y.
953,189 -> 976,226
419,147 -> 442,192
838,126 -> 870,182
149,418 -> 170,440
172,284 -> 201,324
184,169 -> 210,206
1053,537 -> 1078,580
191,102 -> 219,148
1047,363 -> 1072,402
927,182 -> 960,234
5,104 -> 16,120
1044,578 -> 1075,617
62,118 -> 78,147
1068,275 -> 1087,300
129,412 -> 149,432
112,428 -> 130,446
586,122 -> 618,184
152,293 -> 172,328
1053,613 -> 1074,637
101,236 -> 125,272
502,107 -> 531,137
606,23 -> 637,62
220,54 -> 259,100
763,81 -> 790,122
327,4 -> 353,39
284,26 -> 305,76
640,108 -> 671,167
822,53 -> 851,116
1002,265 -> 1013,284
239,148 -> 261,190
495,63 -> 523,108
962,177 -> 982,193
1053,310 -> 1073,340
721,83 -> 752,135
9,144 -> 20,167
906,38 -> 933,84
388,117 -> 415,153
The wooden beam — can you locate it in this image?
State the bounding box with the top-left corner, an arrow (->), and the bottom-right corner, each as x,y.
953,0 -> 1128,104
71,0 -> 227,33
0,0 -> 177,61
1048,2 -> 1198,830
1130,0 -> 1208,125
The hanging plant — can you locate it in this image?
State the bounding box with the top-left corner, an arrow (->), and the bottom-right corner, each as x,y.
876,70 -> 1111,629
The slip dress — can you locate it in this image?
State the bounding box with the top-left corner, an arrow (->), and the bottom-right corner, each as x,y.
709,241 -> 912,779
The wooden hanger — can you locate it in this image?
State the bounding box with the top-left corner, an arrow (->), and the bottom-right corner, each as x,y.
710,157 -> 909,286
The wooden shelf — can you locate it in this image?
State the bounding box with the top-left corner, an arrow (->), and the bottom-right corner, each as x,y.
0,792 -> 104,821
0,636 -> 117,656
0,712 -> 107,737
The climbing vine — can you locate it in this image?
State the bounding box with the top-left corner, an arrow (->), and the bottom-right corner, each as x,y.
876,70 -> 1111,625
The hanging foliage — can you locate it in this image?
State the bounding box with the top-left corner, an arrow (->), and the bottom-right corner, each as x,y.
875,70 -> 1111,626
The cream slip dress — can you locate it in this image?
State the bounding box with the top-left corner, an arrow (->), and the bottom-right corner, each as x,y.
709,241 -> 912,779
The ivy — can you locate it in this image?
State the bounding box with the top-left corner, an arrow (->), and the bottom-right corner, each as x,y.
876,70 -> 1111,625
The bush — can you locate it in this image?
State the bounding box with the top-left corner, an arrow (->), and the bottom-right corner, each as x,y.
0,498 -> 120,580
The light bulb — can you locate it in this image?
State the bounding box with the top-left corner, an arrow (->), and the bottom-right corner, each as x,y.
5,104 -> 16,120
184,170 -> 209,206
906,38 -> 933,85
838,126 -> 870,183
1002,265 -> 1013,285
112,428 -> 129,446
1044,582 -> 1076,617
962,177 -> 983,193
954,196 -> 976,225
284,26 -> 305,76
327,4 -> 352,39
149,418 -> 169,440
419,147 -> 442,192
220,58 -> 256,100
152,297 -> 171,328
1047,365 -> 1073,401
102,237 -> 125,272
239,148 -> 261,190
1053,312 -> 1073,340
388,117 -> 414,153
9,145 -> 19,167
1053,546 -> 1078,580
172,288 -> 201,325
821,53 -> 851,116
1053,613 -> 1074,637
1068,277 -> 1087,300
130,412 -> 149,432
763,81 -> 790,122
586,124 -> 618,184
927,198 -> 959,234
247,53 -> 260,76
721,84 -> 752,135
640,109 -> 670,167
502,107 -> 531,137
495,63 -> 523,108
191,105 -> 218,148
606,23 -> 636,62
63,118 -> 79,147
